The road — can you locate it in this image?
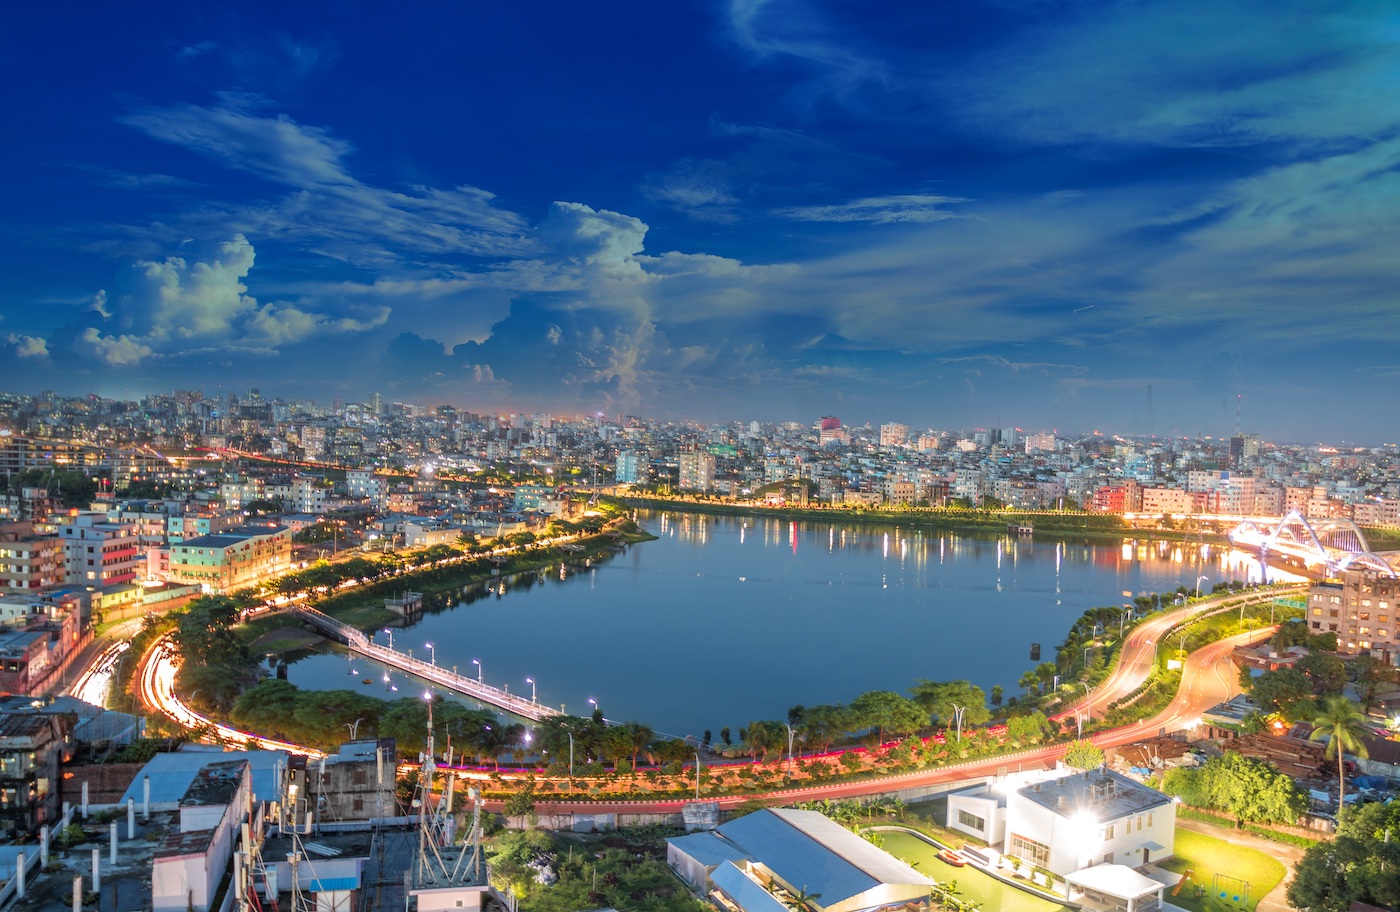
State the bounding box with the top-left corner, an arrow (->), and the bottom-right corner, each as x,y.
507,626 -> 1273,816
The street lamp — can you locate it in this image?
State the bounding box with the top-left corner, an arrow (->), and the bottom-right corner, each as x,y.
426,642 -> 436,666
588,697 -> 599,718
1120,608 -> 1132,639
782,723 -> 796,770
383,628 -> 394,650
951,703 -> 967,742
346,717 -> 365,740
1195,575 -> 1210,599
472,658 -> 482,683
526,677 -> 536,702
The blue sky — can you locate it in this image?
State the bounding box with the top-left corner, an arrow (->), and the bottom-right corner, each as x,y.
2,1 -> 1398,441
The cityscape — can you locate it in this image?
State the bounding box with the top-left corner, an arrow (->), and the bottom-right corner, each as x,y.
3,2 -> 1399,912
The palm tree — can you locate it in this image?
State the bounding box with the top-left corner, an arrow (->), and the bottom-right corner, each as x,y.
1310,696 -> 1370,807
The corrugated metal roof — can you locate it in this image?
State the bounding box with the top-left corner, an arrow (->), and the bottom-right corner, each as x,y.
309,878 -> 359,893
716,809 -> 931,904
711,862 -> 791,912
668,831 -> 751,869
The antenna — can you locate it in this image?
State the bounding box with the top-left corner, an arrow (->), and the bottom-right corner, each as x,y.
1146,385 -> 1153,438
1236,394 -> 1242,436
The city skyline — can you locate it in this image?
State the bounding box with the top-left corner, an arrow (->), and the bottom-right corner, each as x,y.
2,2 -> 1397,440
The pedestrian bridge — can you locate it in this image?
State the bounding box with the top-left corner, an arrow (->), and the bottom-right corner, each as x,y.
291,606 -> 563,722
1229,510 -> 1397,578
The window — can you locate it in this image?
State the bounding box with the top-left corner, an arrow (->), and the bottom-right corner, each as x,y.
1009,834 -> 1050,868
958,810 -> 985,831
1147,813 -> 1153,827
1103,824 -> 1115,840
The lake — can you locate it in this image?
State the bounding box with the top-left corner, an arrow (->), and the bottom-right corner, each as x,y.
282,511 -> 1259,738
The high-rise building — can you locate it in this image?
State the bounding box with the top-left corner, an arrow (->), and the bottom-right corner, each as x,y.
615,451 -> 642,485
879,423 -> 908,448
678,451 -> 716,493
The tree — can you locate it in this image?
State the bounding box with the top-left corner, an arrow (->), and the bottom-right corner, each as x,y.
1063,739 -> 1104,770
1250,668 -> 1316,720
1310,696 -> 1370,806
849,691 -> 927,744
502,781 -> 536,822
990,685 -> 1004,709
797,705 -> 850,753
1296,654 -> 1347,696
1017,670 -> 1040,697
909,679 -> 990,728
720,726 -> 731,746
1006,712 -> 1050,745
1161,751 -> 1307,825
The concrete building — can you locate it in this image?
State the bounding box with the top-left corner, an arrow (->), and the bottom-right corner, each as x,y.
947,766 -> 1174,878
151,760 -> 258,912
57,513 -> 141,587
310,740 -> 397,824
0,710 -> 71,839
668,808 -> 932,912
168,524 -> 292,593
0,522 -> 64,592
678,451 -> 716,493
1309,570 -> 1400,659
615,450 -> 642,484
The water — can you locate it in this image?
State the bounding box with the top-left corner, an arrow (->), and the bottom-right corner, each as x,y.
879,829 -> 1072,912
283,511 -> 1257,738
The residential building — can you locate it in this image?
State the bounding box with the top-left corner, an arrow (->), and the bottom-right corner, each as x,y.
1309,570 -> 1400,659
56,513 -> 141,586
615,450 -> 643,484
0,710 -> 71,839
946,766 -> 1174,880
679,451 -> 716,493
168,524 -> 292,593
0,522 -> 64,591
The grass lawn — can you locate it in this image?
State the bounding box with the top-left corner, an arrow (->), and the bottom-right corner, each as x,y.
1160,828 -> 1285,912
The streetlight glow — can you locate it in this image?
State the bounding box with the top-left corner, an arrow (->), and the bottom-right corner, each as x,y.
472,658 -> 482,683
526,677 -> 536,702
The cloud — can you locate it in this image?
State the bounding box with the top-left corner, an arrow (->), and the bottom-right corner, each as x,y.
176,41 -> 217,60
778,193 -> 970,224
639,159 -> 739,221
59,235 -> 396,368
79,328 -> 154,366
947,0 -> 1400,147
726,0 -> 888,104
7,335 -> 48,359
122,100 -> 531,266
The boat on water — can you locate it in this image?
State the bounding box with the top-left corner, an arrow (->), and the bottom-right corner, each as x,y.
938,849 -> 966,867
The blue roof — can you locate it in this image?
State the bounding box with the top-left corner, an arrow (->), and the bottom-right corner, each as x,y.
120,747 -> 290,805
668,831 -> 751,869
711,862 -> 791,912
309,878 -> 359,893
714,809 -> 931,903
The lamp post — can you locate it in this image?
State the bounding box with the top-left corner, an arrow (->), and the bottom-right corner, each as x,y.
588,697 -> 599,719
346,717 -> 365,740
426,642 -> 436,666
526,677 -> 536,702
383,628 -> 394,650
472,658 -> 482,683
782,723 -> 796,770
695,752 -> 702,799
951,703 -> 967,742
1120,607 -> 1132,639
1195,575 -> 1210,599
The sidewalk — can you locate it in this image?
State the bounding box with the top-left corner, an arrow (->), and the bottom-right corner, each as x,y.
1175,818 -> 1307,912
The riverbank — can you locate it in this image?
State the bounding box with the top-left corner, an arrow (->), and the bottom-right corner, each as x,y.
614,496 -> 1234,546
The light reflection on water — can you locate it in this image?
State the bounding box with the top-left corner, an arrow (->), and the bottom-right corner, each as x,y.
283,511 -> 1260,737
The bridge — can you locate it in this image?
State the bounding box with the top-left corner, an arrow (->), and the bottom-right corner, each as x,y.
292,606 -> 563,723
1229,510 -> 1397,579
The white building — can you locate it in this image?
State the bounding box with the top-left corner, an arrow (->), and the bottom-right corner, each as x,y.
947,766 -> 1174,878
678,451 -> 716,493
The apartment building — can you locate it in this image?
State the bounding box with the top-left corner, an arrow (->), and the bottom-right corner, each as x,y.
56,513 -> 141,587
168,524 -> 292,593
1309,570 -> 1400,660
0,522 -> 64,591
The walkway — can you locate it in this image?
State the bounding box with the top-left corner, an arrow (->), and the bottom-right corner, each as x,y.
292,605 -> 562,722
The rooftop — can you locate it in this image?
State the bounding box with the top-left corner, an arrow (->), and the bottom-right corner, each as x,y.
1018,766 -> 1172,820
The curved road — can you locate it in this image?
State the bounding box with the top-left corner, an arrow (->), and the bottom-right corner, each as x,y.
507,628 -> 1271,816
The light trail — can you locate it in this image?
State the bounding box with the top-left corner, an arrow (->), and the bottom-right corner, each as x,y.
138,635 -> 325,758
68,641 -> 130,706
